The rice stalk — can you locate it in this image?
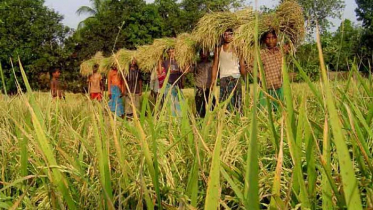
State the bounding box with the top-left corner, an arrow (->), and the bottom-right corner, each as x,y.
316,23 -> 363,209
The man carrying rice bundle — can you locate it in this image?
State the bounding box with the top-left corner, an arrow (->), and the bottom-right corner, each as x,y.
108,65 -> 125,118
158,47 -> 190,116
256,29 -> 288,112
88,64 -> 103,101
193,49 -> 215,118
212,28 -> 247,113
124,59 -> 143,119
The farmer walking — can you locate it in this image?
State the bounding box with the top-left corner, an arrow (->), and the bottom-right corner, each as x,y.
257,29 -> 287,112
211,28 -> 247,112
124,59 -> 142,119
108,65 -> 125,118
158,48 -> 190,116
194,49 -> 215,118
50,67 -> 65,100
88,64 -> 103,101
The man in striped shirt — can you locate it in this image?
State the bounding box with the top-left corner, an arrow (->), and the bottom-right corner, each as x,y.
124,59 -> 143,119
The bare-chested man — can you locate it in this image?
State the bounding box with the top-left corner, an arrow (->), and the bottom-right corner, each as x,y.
108,65 -> 125,117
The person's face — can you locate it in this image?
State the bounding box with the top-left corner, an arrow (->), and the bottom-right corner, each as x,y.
131,59 -> 137,66
168,49 -> 175,59
200,50 -> 208,60
53,70 -> 61,78
264,33 -> 277,49
223,31 -> 234,43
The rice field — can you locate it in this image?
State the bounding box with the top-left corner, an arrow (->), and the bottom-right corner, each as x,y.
1,4 -> 372,208
1,62 -> 373,209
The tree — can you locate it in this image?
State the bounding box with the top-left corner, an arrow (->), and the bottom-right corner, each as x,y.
0,0 -> 73,93
355,0 -> 373,69
355,0 -> 373,28
154,0 -> 182,36
286,0 -> 345,33
76,0 -> 111,29
329,19 -> 361,71
179,0 -> 244,32
75,0 -> 164,60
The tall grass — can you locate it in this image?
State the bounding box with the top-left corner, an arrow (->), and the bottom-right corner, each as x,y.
0,68 -> 372,209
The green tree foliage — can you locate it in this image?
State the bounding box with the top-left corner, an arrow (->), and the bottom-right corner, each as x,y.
75,0 -> 164,60
287,0 -> 345,33
295,19 -> 362,79
325,19 -> 361,71
355,0 -> 373,70
77,0 -> 111,29
179,0 -> 244,32
0,0 -> 73,93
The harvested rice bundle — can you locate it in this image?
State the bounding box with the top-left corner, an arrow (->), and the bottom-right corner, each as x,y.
234,1 -> 304,61
99,56 -> 115,75
193,8 -> 254,51
80,59 -> 96,77
80,51 -> 104,76
175,33 -> 198,70
112,49 -> 136,74
275,0 -> 305,45
232,19 -> 257,62
136,38 -> 176,72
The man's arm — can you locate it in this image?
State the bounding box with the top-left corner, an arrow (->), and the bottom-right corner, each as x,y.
50,80 -> 56,97
120,76 -> 125,96
157,60 -> 163,75
239,56 -> 247,77
99,75 -> 104,92
107,71 -> 112,97
139,79 -> 143,96
211,46 -> 220,88
87,76 -> 91,93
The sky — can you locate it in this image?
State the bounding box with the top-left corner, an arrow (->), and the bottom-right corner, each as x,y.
44,0 -> 359,31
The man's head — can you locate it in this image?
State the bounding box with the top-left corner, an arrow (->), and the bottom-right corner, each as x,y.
223,28 -> 234,44
111,65 -> 118,71
51,68 -> 61,78
131,58 -> 137,66
199,49 -> 209,61
130,58 -> 138,70
167,48 -> 176,59
262,30 -> 278,49
93,64 -> 99,73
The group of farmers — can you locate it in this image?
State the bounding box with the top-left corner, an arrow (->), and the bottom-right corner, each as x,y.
50,28 -> 285,119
